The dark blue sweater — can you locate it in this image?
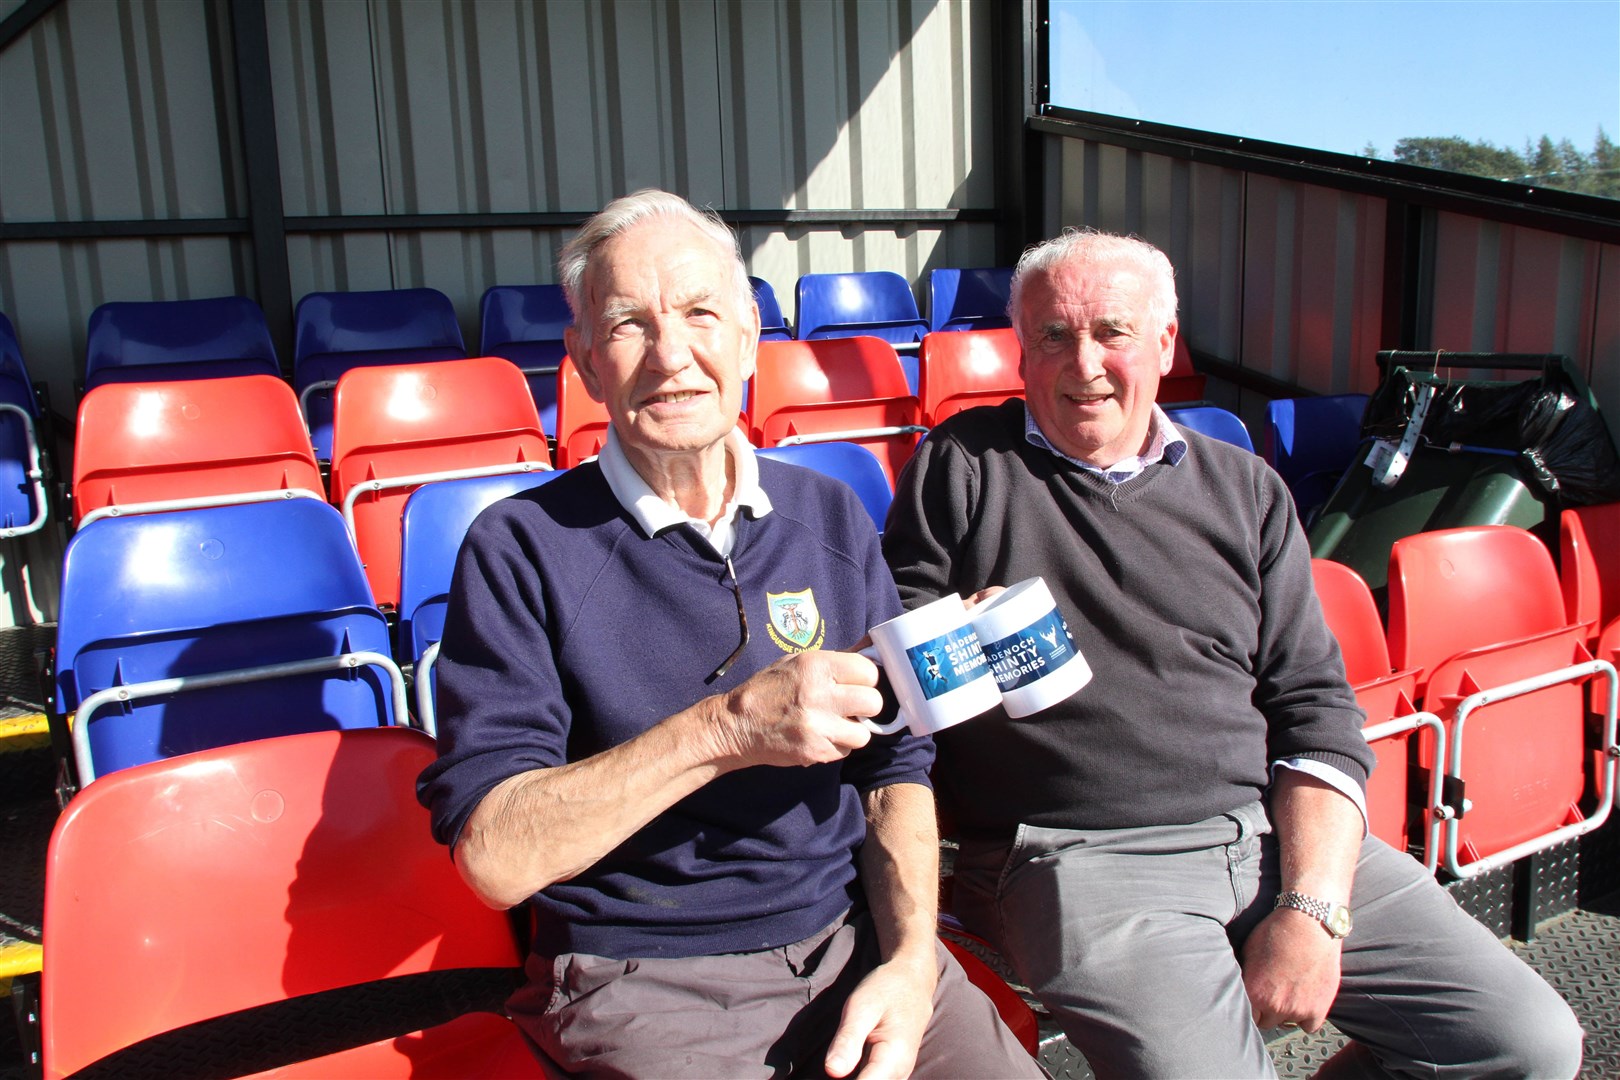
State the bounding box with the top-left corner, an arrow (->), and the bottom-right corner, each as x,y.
418,458 -> 928,960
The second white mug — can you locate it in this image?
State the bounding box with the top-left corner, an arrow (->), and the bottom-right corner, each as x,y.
970,577 -> 1092,718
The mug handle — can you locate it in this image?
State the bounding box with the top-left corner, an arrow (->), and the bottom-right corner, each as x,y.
856,646 -> 910,735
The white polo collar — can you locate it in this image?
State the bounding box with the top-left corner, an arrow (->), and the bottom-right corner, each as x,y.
597,425 -> 773,556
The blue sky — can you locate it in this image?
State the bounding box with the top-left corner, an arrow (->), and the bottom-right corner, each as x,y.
1050,1 -> 1620,159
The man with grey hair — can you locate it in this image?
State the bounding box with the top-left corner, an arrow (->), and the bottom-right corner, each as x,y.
418,189 -> 1040,1079
884,228 -> 1582,1077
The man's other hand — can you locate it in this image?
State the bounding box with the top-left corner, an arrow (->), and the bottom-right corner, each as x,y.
824,954 -> 935,1079
1241,906 -> 1343,1032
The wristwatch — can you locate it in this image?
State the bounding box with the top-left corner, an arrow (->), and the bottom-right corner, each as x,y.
1274,890 -> 1353,939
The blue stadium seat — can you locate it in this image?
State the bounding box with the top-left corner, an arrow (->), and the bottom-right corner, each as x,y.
794,271 -> 929,391
54,499 -> 407,787
1164,404 -> 1254,453
927,267 -> 1013,332
1264,393 -> 1369,518
82,296 -> 282,393
750,277 -> 793,341
479,284 -> 573,437
0,312 -> 48,538
293,288 -> 467,460
757,442 -> 893,534
399,470 -> 560,730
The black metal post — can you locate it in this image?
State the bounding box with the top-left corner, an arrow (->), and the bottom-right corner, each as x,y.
230,0 -> 293,370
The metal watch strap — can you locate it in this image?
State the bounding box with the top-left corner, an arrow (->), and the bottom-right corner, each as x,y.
1275,890 -> 1349,937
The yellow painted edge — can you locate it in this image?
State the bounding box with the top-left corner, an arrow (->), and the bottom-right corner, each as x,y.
0,712 -> 49,753
0,940 -> 42,981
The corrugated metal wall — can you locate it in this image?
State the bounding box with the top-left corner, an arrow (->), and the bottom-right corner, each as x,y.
0,0 -> 993,630
3,1 -> 1615,626
0,0 -> 250,405
1,0 -> 999,408
1047,133 -> 1620,427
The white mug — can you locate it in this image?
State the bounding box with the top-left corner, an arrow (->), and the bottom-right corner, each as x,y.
970,577 -> 1092,718
861,594 -> 1004,736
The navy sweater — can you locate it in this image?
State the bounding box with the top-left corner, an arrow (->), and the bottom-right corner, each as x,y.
418,458 -> 928,960
883,400 -> 1373,837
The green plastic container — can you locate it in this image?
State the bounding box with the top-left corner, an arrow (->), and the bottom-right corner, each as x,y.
1307,352 -> 1620,615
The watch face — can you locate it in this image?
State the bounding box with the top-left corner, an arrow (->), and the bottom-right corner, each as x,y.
1327,905 -> 1354,938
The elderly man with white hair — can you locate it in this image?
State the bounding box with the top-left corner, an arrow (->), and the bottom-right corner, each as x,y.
418,189 -> 1040,1080
883,227 -> 1584,1079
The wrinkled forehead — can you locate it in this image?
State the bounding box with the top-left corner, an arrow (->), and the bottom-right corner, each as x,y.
583,216 -> 735,323
1020,258 -> 1154,324
584,219 -> 728,301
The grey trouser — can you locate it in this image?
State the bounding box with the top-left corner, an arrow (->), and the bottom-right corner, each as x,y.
952,802 -> 1583,1079
507,908 -> 1046,1078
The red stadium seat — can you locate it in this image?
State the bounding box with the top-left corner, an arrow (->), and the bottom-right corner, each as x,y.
41,727 -> 554,1078
72,375 -> 325,528
917,328 -> 1024,426
1559,503 -> 1620,648
1387,525 -> 1616,877
749,338 -> 926,488
1157,335 -> 1206,403
552,354 -> 612,468
1312,558 -> 1441,864
329,357 -> 550,609
940,937 -> 1039,1057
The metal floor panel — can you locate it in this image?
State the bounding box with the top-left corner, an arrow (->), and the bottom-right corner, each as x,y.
0,753 -> 51,961
0,627 -> 50,724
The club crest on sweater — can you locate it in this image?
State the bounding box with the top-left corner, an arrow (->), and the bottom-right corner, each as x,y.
766,588 -> 825,652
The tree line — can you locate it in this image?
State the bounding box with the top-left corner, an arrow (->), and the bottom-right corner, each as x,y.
1363,129 -> 1619,199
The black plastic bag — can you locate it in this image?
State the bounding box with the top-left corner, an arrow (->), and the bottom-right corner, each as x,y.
1363,354 -> 1620,506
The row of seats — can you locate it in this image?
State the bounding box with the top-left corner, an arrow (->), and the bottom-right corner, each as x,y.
47,288 -> 1361,479
72,359 -> 550,609
1313,522 -> 1618,878
67,334 -> 1224,620
19,298 -> 1270,577
72,272 -> 1011,444
69,277 -> 1200,413
55,374 -> 908,783
23,287 -> 1212,518
781,266 -> 1016,338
